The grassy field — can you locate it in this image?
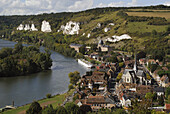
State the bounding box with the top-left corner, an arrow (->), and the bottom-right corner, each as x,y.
3,89 -> 75,114
126,22 -> 169,33
127,9 -> 170,12
126,12 -> 170,20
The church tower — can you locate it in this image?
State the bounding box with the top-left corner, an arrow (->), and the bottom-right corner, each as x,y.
133,53 -> 137,73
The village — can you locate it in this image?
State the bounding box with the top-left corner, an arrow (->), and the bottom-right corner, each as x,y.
69,40 -> 170,113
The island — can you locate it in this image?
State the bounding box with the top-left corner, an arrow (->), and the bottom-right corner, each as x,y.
0,43 -> 52,77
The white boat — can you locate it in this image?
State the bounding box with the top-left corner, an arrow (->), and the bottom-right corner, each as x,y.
78,59 -> 93,68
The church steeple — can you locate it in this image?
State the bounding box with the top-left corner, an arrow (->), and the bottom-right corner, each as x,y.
133,53 -> 137,73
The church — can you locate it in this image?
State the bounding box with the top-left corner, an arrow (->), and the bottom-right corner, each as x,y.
121,55 -> 152,85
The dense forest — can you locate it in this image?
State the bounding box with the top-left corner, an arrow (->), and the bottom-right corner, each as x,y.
0,43 -> 52,77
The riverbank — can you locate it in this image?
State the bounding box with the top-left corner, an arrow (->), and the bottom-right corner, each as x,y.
3,89 -> 75,114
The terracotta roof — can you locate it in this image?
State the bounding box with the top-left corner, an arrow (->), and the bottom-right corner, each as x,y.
165,104 -> 170,109
160,75 -> 168,81
162,67 -> 168,71
86,96 -> 108,104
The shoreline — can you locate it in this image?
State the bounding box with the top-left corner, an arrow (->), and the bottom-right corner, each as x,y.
3,89 -> 75,114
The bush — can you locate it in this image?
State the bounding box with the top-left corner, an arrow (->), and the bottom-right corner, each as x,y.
68,84 -> 74,90
73,94 -> 79,101
26,101 -> 42,114
56,106 -> 68,114
46,94 -> 52,98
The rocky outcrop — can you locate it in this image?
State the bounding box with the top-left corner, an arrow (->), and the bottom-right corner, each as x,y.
106,34 -> 132,42
59,21 -> 80,35
17,23 -> 38,31
41,20 -> 52,32
87,33 -> 91,38
104,27 -> 111,32
24,24 -> 30,31
17,24 -> 24,30
109,23 -> 115,26
31,24 -> 38,31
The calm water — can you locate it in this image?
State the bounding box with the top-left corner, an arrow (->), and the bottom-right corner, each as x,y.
0,39 -> 88,107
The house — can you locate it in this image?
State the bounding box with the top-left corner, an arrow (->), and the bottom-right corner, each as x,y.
119,90 -> 138,107
75,99 -> 86,107
90,52 -> 99,60
69,43 -> 83,52
98,40 -> 112,52
160,75 -> 169,87
139,58 -> 146,65
153,87 -> 165,96
84,95 -> 115,111
121,95 -> 132,107
147,59 -> 157,66
80,71 -> 108,92
164,104 -> 170,113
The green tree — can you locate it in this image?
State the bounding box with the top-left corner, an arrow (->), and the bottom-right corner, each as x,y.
165,87 -> 170,99
146,73 -> 152,80
73,94 -> 79,102
46,94 -> 52,98
75,53 -> 84,59
116,73 -> 123,82
113,109 -> 127,114
119,62 -> 124,68
13,42 -> 23,53
68,71 -> 81,85
79,46 -> 86,55
168,95 -> 170,103
42,105 -> 56,114
26,101 -> 42,114
150,64 -> 158,73
166,26 -> 170,33
145,92 -> 154,100
106,55 -> 118,63
65,102 -> 80,114
153,92 -> 157,101
68,84 -> 74,90
79,105 -> 92,114
137,51 -> 146,59
56,106 -> 68,114
158,95 -> 164,106
130,98 -> 152,114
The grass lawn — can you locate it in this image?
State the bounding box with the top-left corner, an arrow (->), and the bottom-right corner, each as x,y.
3,89 -> 75,114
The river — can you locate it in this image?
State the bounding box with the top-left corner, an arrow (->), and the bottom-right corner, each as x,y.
0,39 -> 88,108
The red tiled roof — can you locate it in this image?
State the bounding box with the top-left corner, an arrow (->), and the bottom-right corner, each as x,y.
162,67 -> 168,71
165,104 -> 170,109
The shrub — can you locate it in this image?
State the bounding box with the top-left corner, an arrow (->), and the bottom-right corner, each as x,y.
26,101 -> 42,114
68,84 -> 74,90
46,94 -> 52,98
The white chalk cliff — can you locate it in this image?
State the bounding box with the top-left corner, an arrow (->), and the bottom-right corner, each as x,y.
24,24 -> 31,31
106,34 -> 132,42
109,23 -> 115,26
97,23 -> 101,28
17,23 -> 38,31
17,24 -> 24,30
60,21 -> 80,35
104,27 -> 111,32
87,33 -> 91,38
31,24 -> 38,31
41,20 -> 52,32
